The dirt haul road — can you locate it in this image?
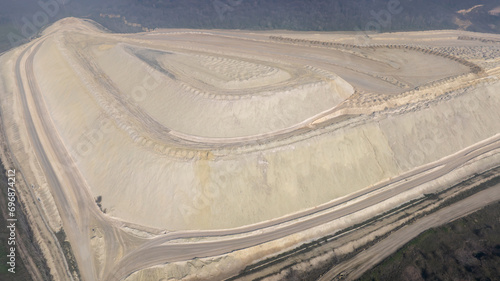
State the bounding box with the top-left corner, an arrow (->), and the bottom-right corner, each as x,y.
4,18 -> 500,281
17,39 -> 500,280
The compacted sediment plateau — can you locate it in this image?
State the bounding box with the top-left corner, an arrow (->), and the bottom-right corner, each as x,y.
0,17 -> 499,281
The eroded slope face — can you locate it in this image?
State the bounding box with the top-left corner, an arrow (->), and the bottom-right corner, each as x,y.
9,18 -> 499,231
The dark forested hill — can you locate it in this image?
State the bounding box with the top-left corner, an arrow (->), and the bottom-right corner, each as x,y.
1,0 -> 500,52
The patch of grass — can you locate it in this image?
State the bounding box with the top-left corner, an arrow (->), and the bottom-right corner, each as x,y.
0,243 -> 11,273
95,195 -> 106,213
55,229 -> 80,280
359,201 -> 500,281
0,164 -> 33,280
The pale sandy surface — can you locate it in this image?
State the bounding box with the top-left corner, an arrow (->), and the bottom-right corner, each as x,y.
2,18 -> 500,281
7,18 -> 500,231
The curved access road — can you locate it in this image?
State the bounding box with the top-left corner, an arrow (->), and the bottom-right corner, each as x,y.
12,30 -> 500,281
15,37 -> 130,281
106,134 -> 500,280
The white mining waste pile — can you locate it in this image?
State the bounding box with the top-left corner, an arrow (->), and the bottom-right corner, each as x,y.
1,17 -> 500,281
